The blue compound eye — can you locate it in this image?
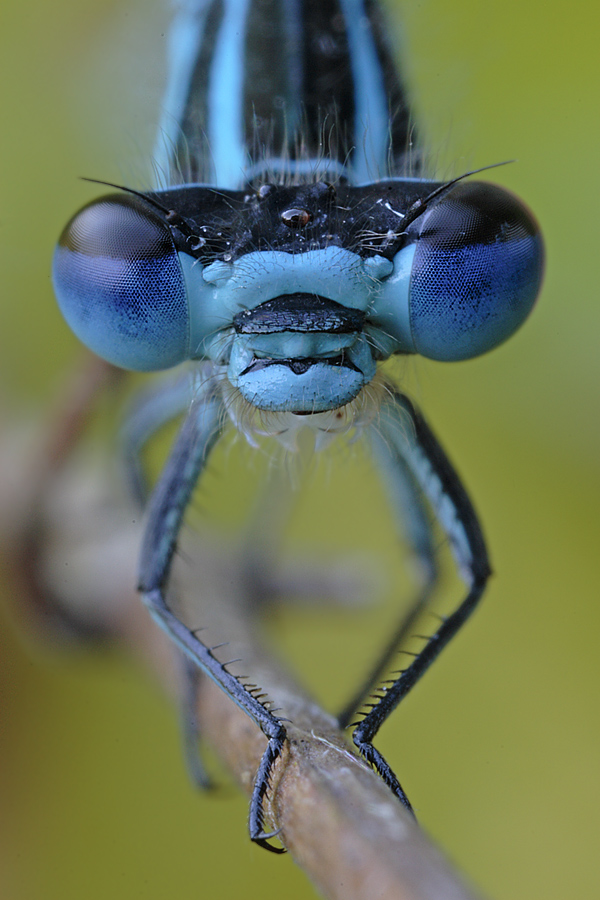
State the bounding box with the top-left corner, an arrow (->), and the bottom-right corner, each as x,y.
379,181 -> 544,362
53,194 -> 189,371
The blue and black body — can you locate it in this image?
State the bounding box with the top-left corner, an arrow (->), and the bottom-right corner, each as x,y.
52,0 -> 544,850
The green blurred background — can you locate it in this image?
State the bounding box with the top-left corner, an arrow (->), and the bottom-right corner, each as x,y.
1,0 -> 599,897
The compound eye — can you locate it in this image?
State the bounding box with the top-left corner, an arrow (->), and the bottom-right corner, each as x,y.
53,194 -> 189,370
406,181 -> 544,361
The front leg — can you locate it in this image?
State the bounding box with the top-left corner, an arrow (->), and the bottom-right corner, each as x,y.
120,370 -> 195,505
337,446 -> 440,731
352,391 -> 491,807
138,392 -> 287,852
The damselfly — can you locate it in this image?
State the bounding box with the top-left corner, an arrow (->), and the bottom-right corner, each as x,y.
52,0 -> 544,851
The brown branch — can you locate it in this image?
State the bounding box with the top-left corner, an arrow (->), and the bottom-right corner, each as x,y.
1,369 -> 487,900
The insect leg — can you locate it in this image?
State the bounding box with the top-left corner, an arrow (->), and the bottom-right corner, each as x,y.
352,391 -> 491,808
120,370 -> 218,788
179,654 -> 213,791
337,447 -> 440,730
120,371 -> 195,505
139,392 -> 287,852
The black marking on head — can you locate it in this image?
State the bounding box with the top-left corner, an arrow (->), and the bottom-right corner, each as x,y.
233,293 -> 365,334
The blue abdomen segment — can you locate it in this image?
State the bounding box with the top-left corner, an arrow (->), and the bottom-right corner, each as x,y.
52,195 -> 190,371
373,181 -> 545,361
